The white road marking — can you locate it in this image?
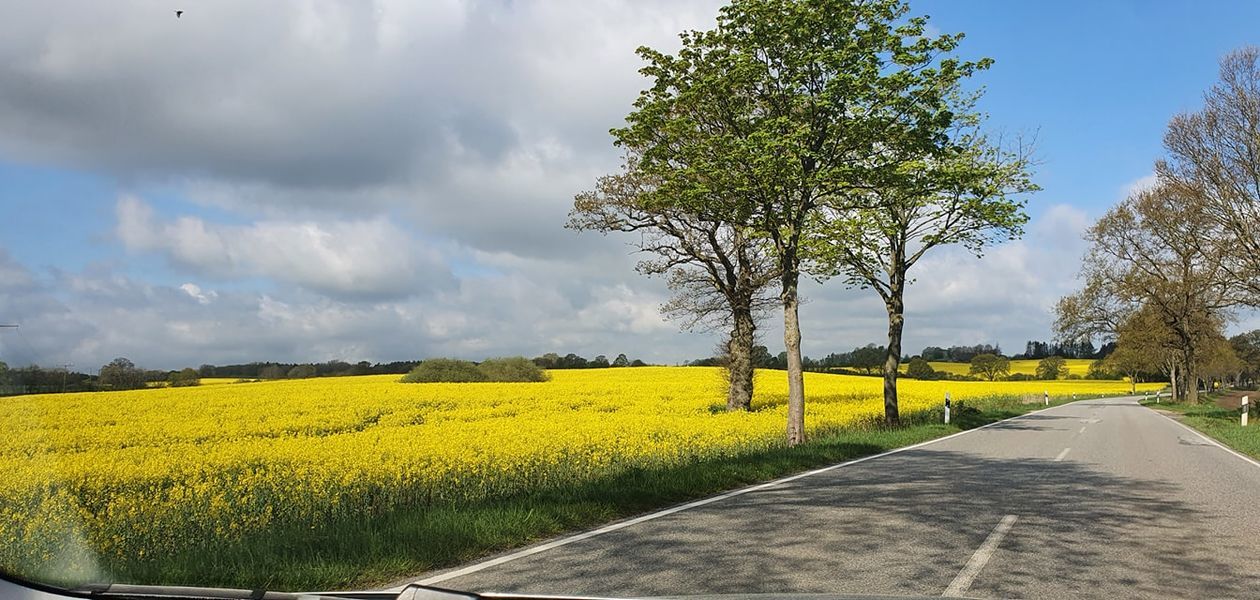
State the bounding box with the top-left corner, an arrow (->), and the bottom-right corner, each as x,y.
1055,447 -> 1071,462
398,396 -> 1134,590
1078,426 -> 1087,434
1151,409 -> 1260,470
942,514 -> 1018,597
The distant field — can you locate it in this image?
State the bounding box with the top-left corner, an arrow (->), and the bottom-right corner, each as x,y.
913,358 -> 1097,377
0,367 -> 1157,588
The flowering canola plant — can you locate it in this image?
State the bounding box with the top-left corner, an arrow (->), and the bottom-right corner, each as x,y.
0,367 -> 1159,576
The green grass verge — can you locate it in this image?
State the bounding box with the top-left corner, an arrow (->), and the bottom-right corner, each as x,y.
100,395 -> 1085,592
1140,394 -> 1260,459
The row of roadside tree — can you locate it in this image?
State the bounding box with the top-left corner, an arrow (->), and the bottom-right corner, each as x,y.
570,0 -> 1035,444
1055,47 -> 1260,404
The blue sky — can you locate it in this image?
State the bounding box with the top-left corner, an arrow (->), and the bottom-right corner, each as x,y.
0,0 -> 1256,370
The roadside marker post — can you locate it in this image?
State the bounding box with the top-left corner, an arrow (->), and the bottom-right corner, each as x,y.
944,392 -> 951,424
1044,390 -> 1048,406
1243,396 -> 1250,427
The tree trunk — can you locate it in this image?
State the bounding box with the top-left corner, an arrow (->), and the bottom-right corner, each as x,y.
882,291 -> 904,426
726,307 -> 756,411
782,269 -> 806,447
1185,349 -> 1199,404
1170,362 -> 1179,403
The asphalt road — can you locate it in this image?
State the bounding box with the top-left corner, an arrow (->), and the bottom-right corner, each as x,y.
398,397 -> 1260,599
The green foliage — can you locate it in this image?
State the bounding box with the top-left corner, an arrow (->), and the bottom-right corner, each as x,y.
400,359 -> 487,383
1086,359 -> 1120,380
168,368 -> 201,388
1036,356 -> 1069,380
99,357 -> 147,390
968,353 -> 1010,381
259,365 -> 286,380
906,357 -> 936,379
612,354 -> 630,368
287,364 -> 317,379
475,357 -> 549,383
401,357 -> 549,383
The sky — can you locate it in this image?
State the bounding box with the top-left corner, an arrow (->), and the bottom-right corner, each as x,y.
0,0 -> 1258,372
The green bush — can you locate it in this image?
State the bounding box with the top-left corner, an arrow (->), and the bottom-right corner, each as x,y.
401,357 -> 550,383
401,359 -> 487,383
905,357 -> 935,379
168,368 -> 201,388
476,357 -> 549,382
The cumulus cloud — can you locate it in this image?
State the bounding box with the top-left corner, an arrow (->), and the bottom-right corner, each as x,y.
0,2 -> 1148,369
115,196 -> 454,300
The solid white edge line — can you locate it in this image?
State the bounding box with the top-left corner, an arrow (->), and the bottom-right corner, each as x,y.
941,514 -> 1018,597
401,396 -> 1124,589
1148,406 -> 1260,470
1054,447 -> 1071,462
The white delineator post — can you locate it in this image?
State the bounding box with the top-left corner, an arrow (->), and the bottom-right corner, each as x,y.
1243,396 -> 1249,427
944,392 -> 951,424
1044,391 -> 1048,406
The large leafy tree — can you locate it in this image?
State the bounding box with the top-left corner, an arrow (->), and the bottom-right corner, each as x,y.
814,106 -> 1035,424
569,154 -> 778,411
613,0 -> 981,444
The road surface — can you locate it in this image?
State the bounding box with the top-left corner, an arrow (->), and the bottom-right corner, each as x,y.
398,397 -> 1260,598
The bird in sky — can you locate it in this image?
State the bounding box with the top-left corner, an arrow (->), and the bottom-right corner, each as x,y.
175,10 -> 183,18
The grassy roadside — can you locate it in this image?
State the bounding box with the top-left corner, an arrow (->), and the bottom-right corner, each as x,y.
106,394 -> 1091,592
1140,393 -> 1260,459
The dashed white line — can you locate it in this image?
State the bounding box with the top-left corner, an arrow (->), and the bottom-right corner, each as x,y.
395,397 -> 1148,590
1078,426 -> 1087,434
1055,447 -> 1071,462
942,514 -> 1019,597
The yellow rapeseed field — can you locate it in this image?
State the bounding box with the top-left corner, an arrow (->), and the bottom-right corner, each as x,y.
0,367 -> 1159,578
922,358 -> 1097,377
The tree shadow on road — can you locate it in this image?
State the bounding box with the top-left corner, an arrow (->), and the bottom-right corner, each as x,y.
442,448 -> 1256,599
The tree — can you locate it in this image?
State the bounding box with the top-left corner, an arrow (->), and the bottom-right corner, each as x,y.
906,357 -> 936,380
533,353 -> 561,369
198,364 -> 216,378
259,364 -> 286,379
615,0 -> 980,445
815,102 -> 1034,424
477,357 -> 549,382
570,157 -> 776,411
1230,331 -> 1260,388
1035,356 -> 1068,380
99,357 -> 147,390
168,367 -> 201,387
401,359 -> 487,383
1103,307 -> 1176,393
1058,182 -> 1237,403
969,354 -> 1009,381
1159,47 -> 1260,301
851,345 -> 885,375
287,364 -> 317,379
590,355 -> 611,369
612,353 -> 631,368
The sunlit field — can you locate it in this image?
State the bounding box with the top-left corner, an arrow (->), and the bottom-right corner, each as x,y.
922,358 -> 1097,377
0,367 -> 1159,585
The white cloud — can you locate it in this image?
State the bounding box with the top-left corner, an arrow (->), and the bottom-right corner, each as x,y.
1121,173 -> 1159,198
115,196 -> 455,300
179,283 -> 216,305
0,3 -> 1125,369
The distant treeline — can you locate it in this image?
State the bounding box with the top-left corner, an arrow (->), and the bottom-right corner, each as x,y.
689,340 -> 1120,374
0,352 -> 652,397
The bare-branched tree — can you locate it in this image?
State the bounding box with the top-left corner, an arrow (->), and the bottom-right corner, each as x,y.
1160,47 -> 1260,300
569,155 -> 778,411
1057,182 -> 1237,402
